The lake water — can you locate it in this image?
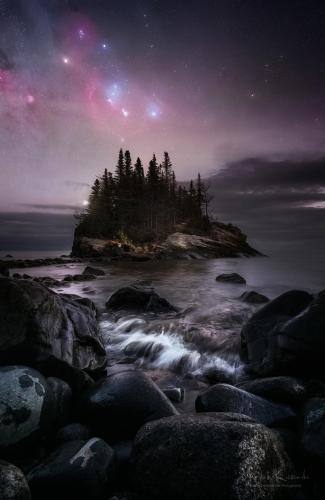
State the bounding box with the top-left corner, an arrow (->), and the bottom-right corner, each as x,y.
7,252 -> 325,382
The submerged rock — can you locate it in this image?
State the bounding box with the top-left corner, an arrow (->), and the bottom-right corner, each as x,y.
241,289 -> 325,377
63,273 -> 96,282
27,438 -> 115,500
131,413 -> 294,500
82,266 -> 105,276
196,383 -> 296,427
0,277 -> 107,375
78,369 -> 178,442
0,460 -> 31,500
216,273 -> 246,284
240,290 -> 269,304
106,285 -> 177,314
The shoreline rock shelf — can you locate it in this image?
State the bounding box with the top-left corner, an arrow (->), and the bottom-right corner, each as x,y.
0,273 -> 325,498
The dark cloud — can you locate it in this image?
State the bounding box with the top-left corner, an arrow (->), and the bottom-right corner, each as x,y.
208,156 -> 325,256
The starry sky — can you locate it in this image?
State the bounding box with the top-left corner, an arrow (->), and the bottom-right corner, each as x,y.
0,0 -> 325,251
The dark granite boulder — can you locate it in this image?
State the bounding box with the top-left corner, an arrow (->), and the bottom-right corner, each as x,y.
237,376 -> 307,407
0,366 -> 53,455
0,277 -> 107,376
55,423 -> 95,443
46,377 -> 72,427
27,438 -> 115,500
0,460 -> 31,500
301,398 -> 325,463
240,290 -> 314,375
78,369 -> 178,442
106,285 -> 177,314
196,383 -> 296,427
132,413 -> 294,500
216,273 -> 246,284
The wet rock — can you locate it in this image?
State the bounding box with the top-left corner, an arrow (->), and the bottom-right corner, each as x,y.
196,383 -> 296,427
55,423 -> 95,443
301,398 -> 325,463
132,413 -> 294,500
47,377 -> 72,427
237,376 -> 307,406
216,273 -> 246,284
0,264 -> 9,277
0,277 -> 107,375
0,366 -> 52,455
33,277 -> 63,288
0,460 -> 31,500
241,290 -> 325,377
78,369 -> 178,442
106,285 -> 177,314
63,274 -> 96,282
163,387 -> 184,403
27,438 -> 115,500
240,290 -> 269,304
83,266 -> 105,276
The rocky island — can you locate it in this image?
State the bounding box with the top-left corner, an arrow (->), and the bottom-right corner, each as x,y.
71,150 -> 260,260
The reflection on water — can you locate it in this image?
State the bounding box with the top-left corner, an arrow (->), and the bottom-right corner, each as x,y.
10,254 -> 325,379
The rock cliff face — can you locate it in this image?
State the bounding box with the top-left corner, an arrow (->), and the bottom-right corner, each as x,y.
71,222 -> 260,260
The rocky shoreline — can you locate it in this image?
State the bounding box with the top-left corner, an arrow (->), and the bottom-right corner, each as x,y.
0,270 -> 324,500
71,221 -> 261,260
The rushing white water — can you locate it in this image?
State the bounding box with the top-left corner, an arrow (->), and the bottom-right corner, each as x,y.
101,314 -> 245,380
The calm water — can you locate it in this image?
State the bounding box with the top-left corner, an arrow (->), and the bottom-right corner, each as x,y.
7,253 -> 325,380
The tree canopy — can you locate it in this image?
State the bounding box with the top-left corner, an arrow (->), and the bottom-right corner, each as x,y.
75,149 -> 211,243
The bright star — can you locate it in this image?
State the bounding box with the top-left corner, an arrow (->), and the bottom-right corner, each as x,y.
147,103 -> 161,119
122,108 -> 129,118
82,200 -> 89,206
78,29 -> 85,40
27,95 -> 35,105
62,56 -> 70,65
101,42 -> 108,50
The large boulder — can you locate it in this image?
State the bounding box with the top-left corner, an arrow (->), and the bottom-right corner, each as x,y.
0,366 -> 53,455
131,413 -> 295,500
0,277 -> 107,375
0,460 -> 31,500
27,438 -> 115,500
216,273 -> 246,284
241,290 -> 314,376
237,376 -> 307,407
78,369 -> 178,442
196,383 -> 295,427
106,285 -> 177,314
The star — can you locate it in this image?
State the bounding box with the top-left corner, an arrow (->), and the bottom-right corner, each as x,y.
27,95 -> 35,105
101,42 -> 108,50
78,29 -> 85,40
62,56 -> 70,65
122,108 -> 129,117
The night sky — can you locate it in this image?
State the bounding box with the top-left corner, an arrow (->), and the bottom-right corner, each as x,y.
0,0 -> 324,251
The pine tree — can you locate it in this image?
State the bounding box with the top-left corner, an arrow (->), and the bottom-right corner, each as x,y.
115,148 -> 125,185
